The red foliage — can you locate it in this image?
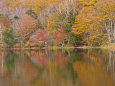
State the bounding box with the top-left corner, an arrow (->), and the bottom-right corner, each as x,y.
29,29 -> 48,43
0,16 -> 10,28
31,51 -> 49,68
53,28 -> 68,44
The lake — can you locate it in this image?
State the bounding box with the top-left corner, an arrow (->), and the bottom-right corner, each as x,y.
0,48 -> 115,86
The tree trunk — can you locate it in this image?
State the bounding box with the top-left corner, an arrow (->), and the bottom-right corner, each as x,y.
62,40 -> 65,46
105,23 -> 111,42
114,22 -> 115,39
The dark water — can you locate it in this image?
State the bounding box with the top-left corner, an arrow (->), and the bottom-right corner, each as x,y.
0,48 -> 115,86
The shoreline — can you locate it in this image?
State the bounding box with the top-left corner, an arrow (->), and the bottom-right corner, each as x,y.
0,46 -> 114,50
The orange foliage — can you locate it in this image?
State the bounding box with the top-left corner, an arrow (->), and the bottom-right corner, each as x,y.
29,29 -> 48,46
53,29 -> 69,44
16,14 -> 36,40
0,16 -> 10,29
54,52 -> 69,69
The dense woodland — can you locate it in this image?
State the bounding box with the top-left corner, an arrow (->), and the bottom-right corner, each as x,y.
0,0 -> 115,48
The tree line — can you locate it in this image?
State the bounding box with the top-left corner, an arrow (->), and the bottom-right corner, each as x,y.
0,0 -> 115,48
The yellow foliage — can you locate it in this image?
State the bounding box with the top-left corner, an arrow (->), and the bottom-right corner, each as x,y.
38,41 -> 44,44
78,0 -> 98,7
72,1 -> 112,44
2,0 -> 23,11
24,0 -> 61,14
25,41 -> 30,46
46,12 -> 59,33
72,7 -> 101,35
0,43 -> 3,47
26,51 -> 31,57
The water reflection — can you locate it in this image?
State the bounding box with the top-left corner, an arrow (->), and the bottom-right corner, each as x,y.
0,49 -> 115,86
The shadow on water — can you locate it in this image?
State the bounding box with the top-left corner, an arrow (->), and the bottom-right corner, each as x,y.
0,48 -> 115,86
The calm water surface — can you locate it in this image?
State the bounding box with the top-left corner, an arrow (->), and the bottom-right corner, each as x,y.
0,48 -> 115,86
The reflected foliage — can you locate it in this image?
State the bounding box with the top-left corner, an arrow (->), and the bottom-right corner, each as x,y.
4,51 -> 18,70
0,49 -> 115,86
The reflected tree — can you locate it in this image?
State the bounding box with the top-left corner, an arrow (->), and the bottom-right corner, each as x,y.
4,50 -> 18,70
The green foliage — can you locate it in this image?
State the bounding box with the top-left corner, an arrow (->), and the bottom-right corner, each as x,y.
63,11 -> 76,32
61,11 -> 82,46
26,9 -> 34,15
58,13 -> 66,21
0,14 -> 4,17
70,33 -> 82,46
14,15 -> 19,19
90,42 -> 100,46
26,9 -> 38,19
3,28 -> 16,47
67,11 -> 76,26
36,19 -> 44,29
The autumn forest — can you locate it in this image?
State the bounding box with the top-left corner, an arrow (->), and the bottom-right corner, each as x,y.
0,0 -> 115,86
0,0 -> 115,48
